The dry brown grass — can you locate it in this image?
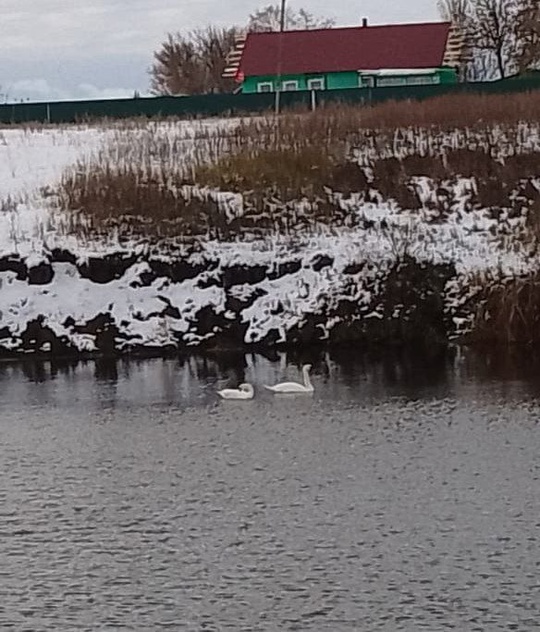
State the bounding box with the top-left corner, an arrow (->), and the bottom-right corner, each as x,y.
194,146 -> 339,198
188,94 -> 540,200
213,90 -> 540,147
58,165 -> 231,239
55,91 -> 540,238
340,91 -> 540,129
471,274 -> 540,344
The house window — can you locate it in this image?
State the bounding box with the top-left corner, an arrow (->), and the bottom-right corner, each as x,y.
359,75 -> 375,88
282,80 -> 299,91
406,75 -> 441,86
307,78 -> 325,91
257,82 -> 273,93
377,76 -> 408,87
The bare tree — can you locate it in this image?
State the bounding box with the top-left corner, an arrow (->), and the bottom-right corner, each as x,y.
192,27 -> 240,92
438,0 -> 470,24
437,0 -> 476,80
150,35 -> 199,95
248,4 -> 335,31
471,0 -> 519,79
150,27 -> 238,95
515,0 -> 540,72
439,0 -> 522,80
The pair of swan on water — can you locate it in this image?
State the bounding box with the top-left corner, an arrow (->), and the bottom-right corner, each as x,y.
217,364 -> 314,400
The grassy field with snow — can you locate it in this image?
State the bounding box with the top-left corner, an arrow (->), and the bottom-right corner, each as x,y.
2,92 -> 540,356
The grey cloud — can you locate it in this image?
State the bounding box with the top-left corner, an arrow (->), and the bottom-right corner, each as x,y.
0,0 -> 439,101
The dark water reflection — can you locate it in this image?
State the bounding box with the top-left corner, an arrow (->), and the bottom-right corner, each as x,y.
0,348 -> 538,630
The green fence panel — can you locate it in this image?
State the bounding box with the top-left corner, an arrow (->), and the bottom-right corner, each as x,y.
2,77 -> 540,125
0,102 -> 49,124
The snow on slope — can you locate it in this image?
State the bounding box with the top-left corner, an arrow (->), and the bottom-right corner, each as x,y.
0,122 -> 538,352
0,125 -> 107,262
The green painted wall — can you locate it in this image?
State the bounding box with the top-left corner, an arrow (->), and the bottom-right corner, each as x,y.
438,67 -> 459,84
241,72 -> 357,93
326,71 -> 360,90
241,67 -> 459,94
242,74 -> 309,93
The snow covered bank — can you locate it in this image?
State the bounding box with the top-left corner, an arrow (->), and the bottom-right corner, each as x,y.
1,120 -> 540,357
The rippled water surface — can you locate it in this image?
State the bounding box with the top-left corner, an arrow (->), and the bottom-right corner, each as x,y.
0,351 -> 538,631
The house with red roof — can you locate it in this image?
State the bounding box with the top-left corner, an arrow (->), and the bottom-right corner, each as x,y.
223,20 -> 464,94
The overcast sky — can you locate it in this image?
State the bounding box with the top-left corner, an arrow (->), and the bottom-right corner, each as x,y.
0,0 -> 440,102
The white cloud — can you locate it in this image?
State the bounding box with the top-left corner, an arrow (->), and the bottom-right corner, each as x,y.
0,0 -> 241,56
0,0 -> 440,55
0,0 -> 440,101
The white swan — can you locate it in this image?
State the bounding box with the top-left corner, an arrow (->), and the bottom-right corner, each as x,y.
217,383 -> 255,400
264,364 -> 314,394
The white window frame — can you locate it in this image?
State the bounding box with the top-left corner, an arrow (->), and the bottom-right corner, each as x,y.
257,82 -> 273,93
282,80 -> 299,92
377,76 -> 408,87
359,75 -> 375,88
307,77 -> 325,91
406,75 -> 441,86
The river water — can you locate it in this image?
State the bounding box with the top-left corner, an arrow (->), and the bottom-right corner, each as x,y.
0,349 -> 538,631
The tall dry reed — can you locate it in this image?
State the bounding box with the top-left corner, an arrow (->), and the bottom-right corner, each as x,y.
55,91 -> 540,239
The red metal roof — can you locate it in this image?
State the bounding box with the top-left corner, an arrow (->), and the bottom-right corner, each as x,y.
239,22 -> 452,77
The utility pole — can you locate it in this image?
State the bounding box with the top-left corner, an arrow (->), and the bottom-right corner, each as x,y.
275,0 -> 286,115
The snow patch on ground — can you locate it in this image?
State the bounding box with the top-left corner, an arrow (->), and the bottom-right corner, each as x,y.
0,122 -> 539,352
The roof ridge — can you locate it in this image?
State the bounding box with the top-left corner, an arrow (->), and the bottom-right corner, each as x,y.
247,21 -> 452,37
